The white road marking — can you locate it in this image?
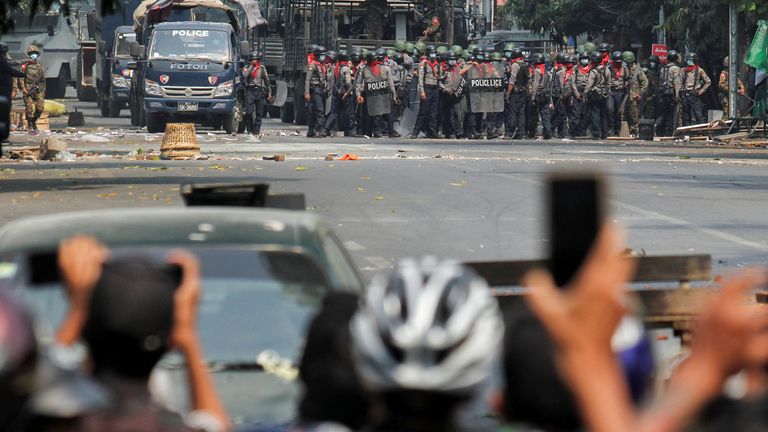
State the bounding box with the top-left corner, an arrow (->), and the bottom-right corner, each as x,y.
365,256 -> 391,269
343,241 -> 366,251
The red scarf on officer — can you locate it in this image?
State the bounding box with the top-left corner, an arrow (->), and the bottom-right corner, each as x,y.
369,60 -> 380,76
685,64 -> 699,73
534,63 -> 546,75
249,61 -> 261,78
564,63 -> 575,81
578,64 -> 591,75
612,62 -> 623,79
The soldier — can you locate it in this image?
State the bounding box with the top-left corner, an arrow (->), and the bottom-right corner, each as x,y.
573,51 -> 592,137
550,53 -> 569,138
524,54 -> 538,138
438,51 -> 465,139
418,16 -> 442,43
718,56 -> 746,119
655,50 -> 682,136
504,47 -> 528,139
622,51 -> 648,138
0,43 -> 24,139
356,50 -> 397,138
558,54 -> 579,139
304,45 -> 327,137
585,51 -> 610,139
411,45 -> 440,138
21,45 -> 45,133
529,53 -> 552,139
606,51 -> 629,137
642,55 -> 661,120
680,52 -> 711,126
242,50 -> 272,136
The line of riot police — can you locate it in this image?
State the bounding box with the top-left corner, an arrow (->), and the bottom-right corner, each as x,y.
298,40 -> 713,140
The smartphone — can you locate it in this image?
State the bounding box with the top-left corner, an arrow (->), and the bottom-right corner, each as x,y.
547,172 -> 605,287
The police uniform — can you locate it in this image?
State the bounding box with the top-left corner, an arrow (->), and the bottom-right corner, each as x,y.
22,47 -> 46,132
413,54 -> 440,138
338,59 -> 358,136
558,63 -> 579,139
626,62 -> 648,136
655,61 -> 682,136
505,58 -> 528,139
573,62 -> 591,137
586,63 -> 610,139
438,59 -> 465,138
323,59 -> 340,136
356,60 -> 396,138
529,62 -> 552,139
242,56 -> 271,136
681,64 -> 711,126
384,56 -> 402,137
643,64 -> 660,120
305,57 -> 327,137
718,60 -> 745,119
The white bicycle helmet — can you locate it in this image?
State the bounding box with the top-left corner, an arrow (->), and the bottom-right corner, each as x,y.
351,257 -> 503,397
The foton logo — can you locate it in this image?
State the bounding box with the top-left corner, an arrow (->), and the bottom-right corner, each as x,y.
159,75 -> 169,84
208,75 -> 218,85
171,63 -> 209,71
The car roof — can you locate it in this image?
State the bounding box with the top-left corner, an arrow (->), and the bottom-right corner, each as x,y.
153,21 -> 233,31
0,207 -> 326,255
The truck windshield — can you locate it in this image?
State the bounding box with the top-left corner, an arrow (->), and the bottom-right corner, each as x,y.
149,29 -> 231,62
114,32 -> 136,57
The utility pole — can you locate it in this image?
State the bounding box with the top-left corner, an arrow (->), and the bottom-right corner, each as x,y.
728,3 -> 738,119
658,6 -> 666,45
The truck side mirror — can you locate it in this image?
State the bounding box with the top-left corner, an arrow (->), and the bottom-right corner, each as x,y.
240,41 -> 250,58
129,41 -> 144,59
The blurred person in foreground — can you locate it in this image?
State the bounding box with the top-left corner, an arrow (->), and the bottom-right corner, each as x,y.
0,289 -> 37,431
31,237 -> 229,431
523,224 -> 768,432
350,257 -> 503,432
246,292 -> 370,432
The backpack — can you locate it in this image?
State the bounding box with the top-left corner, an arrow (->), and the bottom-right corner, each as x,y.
660,65 -> 675,96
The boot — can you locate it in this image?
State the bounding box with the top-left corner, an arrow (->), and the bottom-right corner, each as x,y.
243,116 -> 253,135
26,117 -> 35,134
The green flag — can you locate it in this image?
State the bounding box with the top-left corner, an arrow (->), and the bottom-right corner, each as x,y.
745,20 -> 768,70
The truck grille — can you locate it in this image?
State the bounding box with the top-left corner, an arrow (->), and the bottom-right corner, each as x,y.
161,86 -> 215,98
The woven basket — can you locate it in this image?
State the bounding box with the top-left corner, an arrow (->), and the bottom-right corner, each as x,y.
160,123 -> 200,159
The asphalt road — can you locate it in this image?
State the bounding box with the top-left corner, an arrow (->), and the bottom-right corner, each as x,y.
3,93 -> 768,278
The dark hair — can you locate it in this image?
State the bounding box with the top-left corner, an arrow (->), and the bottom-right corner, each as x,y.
82,257 -> 176,379
298,292 -> 370,429
502,303 -> 582,430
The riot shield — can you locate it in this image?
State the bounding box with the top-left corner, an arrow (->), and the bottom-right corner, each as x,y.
363,68 -> 392,117
395,106 -> 418,137
467,63 -> 506,113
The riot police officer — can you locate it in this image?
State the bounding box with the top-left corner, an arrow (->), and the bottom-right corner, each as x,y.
336,50 -> 358,137
242,50 -> 272,136
357,51 -> 397,138
505,47 -> 528,139
586,51 -> 609,139
607,51 -> 629,136
411,45 -> 440,138
439,51 -> 465,139
573,51 -> 592,137
655,50 -> 682,136
22,45 -> 45,133
322,50 -> 339,137
529,53 -> 552,139
597,43 -> 611,66
304,45 -> 327,137
680,52 -> 711,126
642,55 -> 661,121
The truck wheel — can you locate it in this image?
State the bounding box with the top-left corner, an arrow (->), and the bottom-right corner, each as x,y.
99,93 -> 110,117
223,100 -> 243,134
108,100 -> 121,118
146,113 -> 165,133
280,103 -> 294,123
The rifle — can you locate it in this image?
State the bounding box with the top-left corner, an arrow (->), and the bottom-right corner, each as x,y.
618,65 -> 640,113
26,84 -> 41,99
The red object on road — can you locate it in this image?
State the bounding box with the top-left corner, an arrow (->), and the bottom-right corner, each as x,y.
652,44 -> 668,63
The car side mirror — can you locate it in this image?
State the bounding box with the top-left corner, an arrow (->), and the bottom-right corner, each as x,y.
240,40 -> 250,58
125,61 -> 137,70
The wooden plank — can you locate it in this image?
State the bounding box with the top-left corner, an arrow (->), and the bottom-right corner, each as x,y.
465,255 -> 711,287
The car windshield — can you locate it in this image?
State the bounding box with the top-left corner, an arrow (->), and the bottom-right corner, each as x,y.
149,29 -> 231,62
114,32 -> 136,57
14,248 -> 328,364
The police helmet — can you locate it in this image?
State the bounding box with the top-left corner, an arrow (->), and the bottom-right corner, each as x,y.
386,49 -> 396,58
426,45 -> 437,57
667,50 -> 680,63
462,49 -> 472,61
451,45 -> 463,55
503,42 -> 515,53
564,54 -> 576,64
394,40 -> 407,52
523,54 -> 532,64
313,45 -> 325,56
684,52 -> 698,64
248,50 -> 262,61
483,46 -> 494,61
467,44 -> 478,54
308,44 -> 318,54
648,55 -> 660,64
405,42 -> 415,54
338,49 -> 349,61
472,46 -> 484,58
395,52 -> 405,65
27,45 -> 40,56
350,50 -> 362,62
510,48 -> 523,59
622,51 -> 635,64
589,51 -> 602,64
325,50 -> 337,62
555,53 -> 566,63
583,42 -> 596,53
436,45 -> 448,54
446,51 -> 457,61
491,52 -> 503,61
579,51 -> 590,60
414,41 -> 426,55
532,53 -> 545,65
376,48 -> 387,61
366,51 -> 376,62
610,51 -> 622,62
598,43 -> 611,53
